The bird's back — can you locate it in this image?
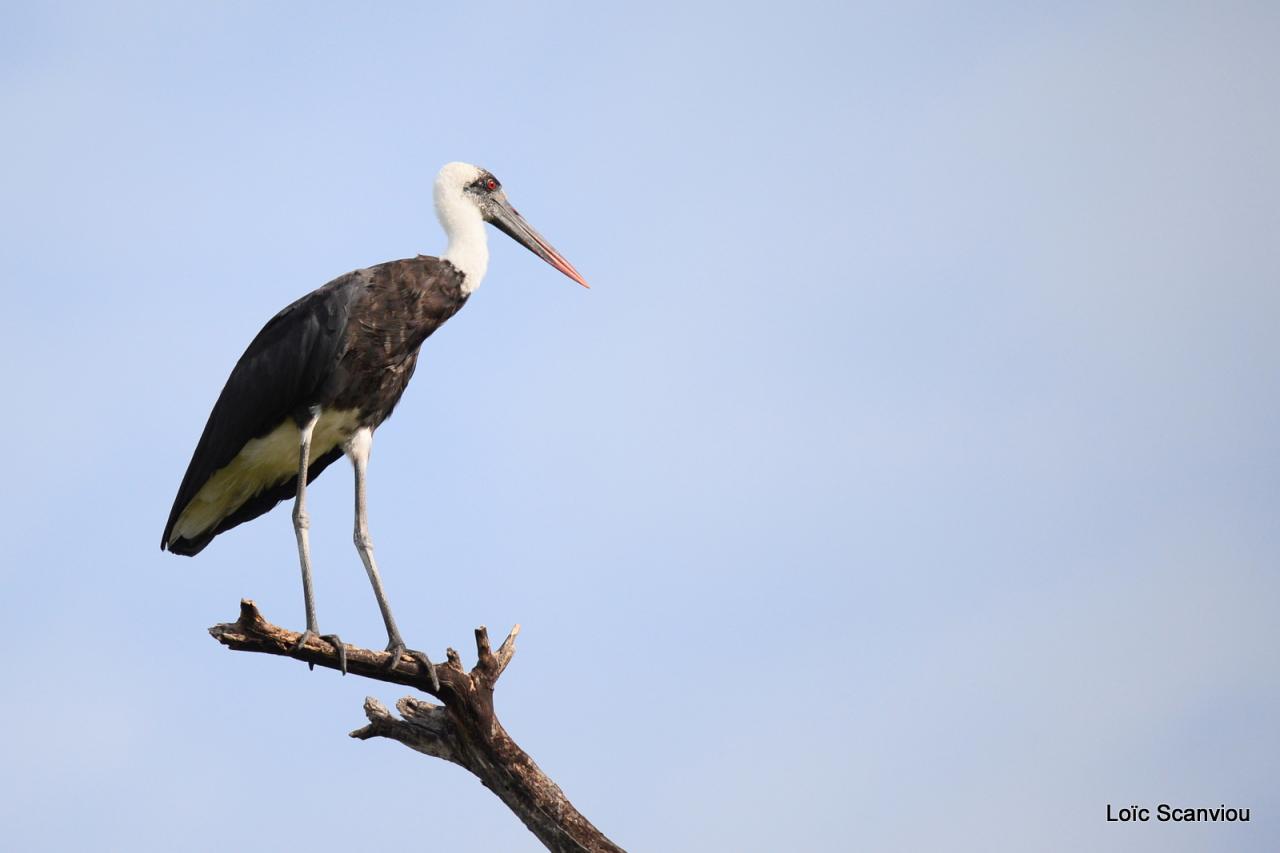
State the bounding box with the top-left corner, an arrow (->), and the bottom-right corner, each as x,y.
162,256 -> 468,555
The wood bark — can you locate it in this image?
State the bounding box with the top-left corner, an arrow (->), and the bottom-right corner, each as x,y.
209,599 -> 625,853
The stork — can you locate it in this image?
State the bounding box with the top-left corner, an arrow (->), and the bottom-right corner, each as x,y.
162,162 -> 587,685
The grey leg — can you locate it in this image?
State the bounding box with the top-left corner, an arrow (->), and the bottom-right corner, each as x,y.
345,427 -> 438,690
290,409 -> 346,674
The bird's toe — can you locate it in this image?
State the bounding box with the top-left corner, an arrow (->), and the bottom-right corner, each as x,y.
408,649 -> 440,692
320,633 -> 347,675
384,640 -> 406,671
292,629 -> 318,670
292,629 -> 345,674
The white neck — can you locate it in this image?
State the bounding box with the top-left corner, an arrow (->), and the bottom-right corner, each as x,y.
434,164 -> 489,295
441,209 -> 488,295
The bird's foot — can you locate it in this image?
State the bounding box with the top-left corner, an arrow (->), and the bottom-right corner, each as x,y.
293,630 -> 347,675
385,641 -> 440,692
410,650 -> 441,692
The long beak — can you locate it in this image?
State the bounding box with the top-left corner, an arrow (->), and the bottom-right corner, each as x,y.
488,196 -> 589,288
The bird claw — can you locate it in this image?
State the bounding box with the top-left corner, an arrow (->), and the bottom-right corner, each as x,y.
410,649 -> 441,692
322,634 -> 347,675
293,630 -> 347,675
385,640 -> 406,671
385,641 -> 440,691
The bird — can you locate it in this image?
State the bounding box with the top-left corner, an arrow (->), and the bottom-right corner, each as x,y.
162,162 -> 587,684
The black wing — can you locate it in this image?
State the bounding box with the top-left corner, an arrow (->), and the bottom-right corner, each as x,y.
161,274 -> 360,554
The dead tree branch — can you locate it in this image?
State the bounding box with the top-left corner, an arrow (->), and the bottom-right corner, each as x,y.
209,599 -> 625,853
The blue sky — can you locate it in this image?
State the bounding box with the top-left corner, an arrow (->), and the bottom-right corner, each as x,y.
2,2 -> 1277,850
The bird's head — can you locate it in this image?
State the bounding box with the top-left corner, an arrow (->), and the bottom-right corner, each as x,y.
434,161 -> 588,288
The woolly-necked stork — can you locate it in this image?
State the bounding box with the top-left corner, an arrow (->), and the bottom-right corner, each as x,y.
162,162 -> 587,683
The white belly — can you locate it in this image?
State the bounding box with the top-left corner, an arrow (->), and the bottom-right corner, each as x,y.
171,408 -> 361,541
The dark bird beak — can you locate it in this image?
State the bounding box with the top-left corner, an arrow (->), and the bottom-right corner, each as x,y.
487,196 -> 589,288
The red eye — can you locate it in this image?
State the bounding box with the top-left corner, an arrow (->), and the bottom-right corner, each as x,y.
486,178 -> 497,191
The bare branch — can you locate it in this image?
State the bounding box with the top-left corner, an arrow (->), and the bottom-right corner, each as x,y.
209,599 -> 445,694
494,623 -> 521,678
210,599 -> 624,853
350,696 -> 459,765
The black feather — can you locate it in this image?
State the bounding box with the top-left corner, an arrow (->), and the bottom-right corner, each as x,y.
162,256 -> 467,554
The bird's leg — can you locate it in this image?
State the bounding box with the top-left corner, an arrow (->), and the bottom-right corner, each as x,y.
290,409 -> 346,674
345,427 -> 439,691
